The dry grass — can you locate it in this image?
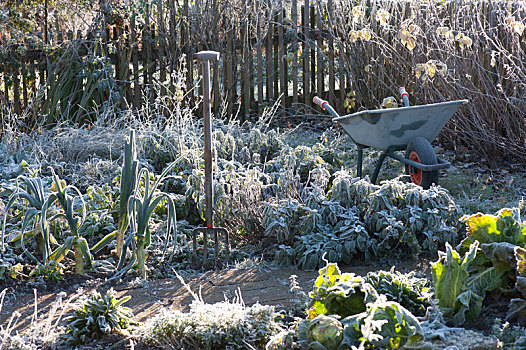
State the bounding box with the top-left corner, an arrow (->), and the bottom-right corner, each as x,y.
330,0 -> 525,165
0,288 -> 70,349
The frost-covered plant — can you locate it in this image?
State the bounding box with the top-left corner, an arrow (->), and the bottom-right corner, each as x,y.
0,289 -> 73,350
431,242 -> 483,325
342,299 -> 423,350
2,175 -> 57,261
298,315 -> 344,350
63,289 -> 135,344
308,260 -> 432,322
139,276 -> 283,350
0,260 -> 23,280
115,129 -> 139,261
0,246 -> 24,280
460,207 -> 526,248
269,172 -> 461,269
307,260 -> 375,320
141,301 -> 282,350
294,261 -> 427,349
263,198 -> 319,245
30,260 -> 64,282
49,170 -> 90,275
490,318 -> 526,348
2,171 -> 96,274
119,161 -> 178,279
408,318 -> 501,349
363,268 -> 432,317
266,329 -> 300,350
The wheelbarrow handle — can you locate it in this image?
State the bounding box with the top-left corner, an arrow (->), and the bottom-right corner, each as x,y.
313,96 -> 341,119
313,96 -> 328,109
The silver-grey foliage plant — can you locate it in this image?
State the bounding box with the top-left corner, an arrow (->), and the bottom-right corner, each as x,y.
267,170 -> 461,269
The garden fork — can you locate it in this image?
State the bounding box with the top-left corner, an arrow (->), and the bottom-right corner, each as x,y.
192,51 -> 229,269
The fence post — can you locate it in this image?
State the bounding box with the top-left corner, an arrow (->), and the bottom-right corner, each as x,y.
279,0 -> 286,115
131,17 -> 141,109
310,5 -> 315,97
316,0 -> 323,102
328,0 -> 335,106
257,10 -> 264,114
291,0 -> 299,109
273,11 -> 279,102
266,1 -> 274,102
184,0 -> 194,108
302,0 -> 310,106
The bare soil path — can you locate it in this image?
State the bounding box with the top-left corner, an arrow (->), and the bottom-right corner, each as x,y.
0,257 -> 432,334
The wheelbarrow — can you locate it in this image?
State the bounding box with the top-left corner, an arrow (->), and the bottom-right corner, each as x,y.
313,89 -> 468,189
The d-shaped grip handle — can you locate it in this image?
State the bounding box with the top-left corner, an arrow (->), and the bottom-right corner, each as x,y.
194,51 -> 220,62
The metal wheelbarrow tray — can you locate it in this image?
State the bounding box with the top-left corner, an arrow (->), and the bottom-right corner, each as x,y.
314,96 -> 468,188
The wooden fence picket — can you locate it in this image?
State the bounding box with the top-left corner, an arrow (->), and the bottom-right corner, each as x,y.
257,10 -> 264,114
292,0 -> 299,109
131,17 -> 141,109
279,2 -> 286,114
316,1 -> 323,105
302,1 -> 310,106
328,0 -> 335,106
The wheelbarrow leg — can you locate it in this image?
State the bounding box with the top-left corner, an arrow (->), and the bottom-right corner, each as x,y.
357,146 -> 364,178
371,151 -> 388,184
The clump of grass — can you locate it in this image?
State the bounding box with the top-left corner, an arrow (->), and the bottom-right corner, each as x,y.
138,274 -> 284,349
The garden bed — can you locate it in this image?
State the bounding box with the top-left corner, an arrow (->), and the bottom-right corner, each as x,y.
0,117 -> 525,349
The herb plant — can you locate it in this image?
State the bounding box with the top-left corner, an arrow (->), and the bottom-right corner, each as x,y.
269,172 -> 461,269
64,289 -> 135,344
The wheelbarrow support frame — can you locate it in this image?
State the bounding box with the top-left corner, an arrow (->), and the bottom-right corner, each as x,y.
366,146 -> 450,184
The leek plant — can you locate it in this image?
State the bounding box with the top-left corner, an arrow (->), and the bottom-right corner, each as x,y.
1,176 -> 58,263
48,170 -> 92,274
2,172 -> 93,274
115,130 -> 138,260
118,162 -> 178,279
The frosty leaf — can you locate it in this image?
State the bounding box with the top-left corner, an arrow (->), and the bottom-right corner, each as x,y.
507,298 -> 526,325
515,246 -> 526,276
406,37 -> 416,51
466,265 -> 507,295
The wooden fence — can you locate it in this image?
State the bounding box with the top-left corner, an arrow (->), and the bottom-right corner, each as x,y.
0,0 -> 524,125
